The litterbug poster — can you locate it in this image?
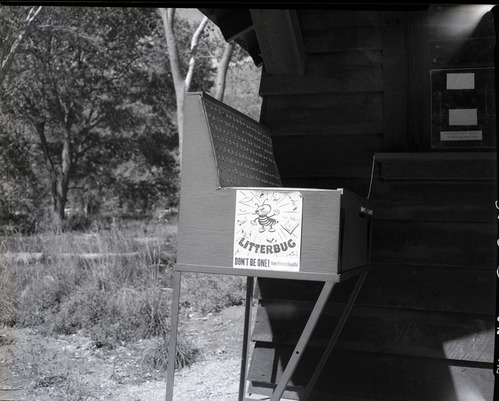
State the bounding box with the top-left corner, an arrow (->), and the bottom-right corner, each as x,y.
233,189 -> 303,272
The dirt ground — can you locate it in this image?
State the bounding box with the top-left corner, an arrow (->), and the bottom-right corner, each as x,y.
0,304 -> 251,401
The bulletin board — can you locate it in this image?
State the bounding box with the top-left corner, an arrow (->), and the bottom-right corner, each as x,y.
430,68 -> 496,149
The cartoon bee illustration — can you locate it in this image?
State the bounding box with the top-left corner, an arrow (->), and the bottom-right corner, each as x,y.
252,202 -> 279,233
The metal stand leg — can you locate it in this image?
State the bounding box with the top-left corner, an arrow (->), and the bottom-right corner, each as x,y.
302,272 -> 368,401
270,280 -> 336,401
165,270 -> 182,401
165,271 -> 366,401
239,276 -> 255,401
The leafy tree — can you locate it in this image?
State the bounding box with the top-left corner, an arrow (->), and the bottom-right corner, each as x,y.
1,6 -> 260,229
0,116 -> 45,232
2,7 -> 184,223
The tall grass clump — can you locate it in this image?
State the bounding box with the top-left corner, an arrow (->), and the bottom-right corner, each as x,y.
0,217 -> 246,372
0,258 -> 18,327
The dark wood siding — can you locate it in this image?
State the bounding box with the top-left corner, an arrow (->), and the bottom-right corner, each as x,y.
249,155 -> 496,401
260,10 -> 386,197
249,7 -> 497,401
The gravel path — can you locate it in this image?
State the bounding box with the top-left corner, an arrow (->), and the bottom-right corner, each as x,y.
0,305 -> 252,401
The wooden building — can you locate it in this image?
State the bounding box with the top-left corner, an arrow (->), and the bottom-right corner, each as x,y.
198,4 -> 497,400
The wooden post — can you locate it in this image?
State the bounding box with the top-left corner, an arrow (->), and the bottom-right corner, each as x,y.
239,276 -> 255,401
165,270 -> 182,401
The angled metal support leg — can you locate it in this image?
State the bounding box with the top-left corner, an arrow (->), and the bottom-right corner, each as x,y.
302,271 -> 368,401
165,270 -> 182,401
239,276 -> 255,401
270,279 -> 336,401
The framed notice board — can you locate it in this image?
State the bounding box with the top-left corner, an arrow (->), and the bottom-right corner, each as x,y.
430,67 -> 496,149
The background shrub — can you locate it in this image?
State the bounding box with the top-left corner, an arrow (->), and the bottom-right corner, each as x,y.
0,219 -> 246,372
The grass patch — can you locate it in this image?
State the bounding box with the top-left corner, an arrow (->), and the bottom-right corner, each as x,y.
0,218 -> 245,372
182,273 -> 246,315
142,336 -> 199,371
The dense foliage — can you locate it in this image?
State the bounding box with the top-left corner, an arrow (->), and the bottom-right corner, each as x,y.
0,7 -> 261,232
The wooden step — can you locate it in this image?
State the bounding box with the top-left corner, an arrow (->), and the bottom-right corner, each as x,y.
251,302 -> 493,363
248,347 -> 494,401
256,264 -> 495,314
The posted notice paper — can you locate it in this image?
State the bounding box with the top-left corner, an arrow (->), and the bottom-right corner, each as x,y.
449,108 -> 478,126
233,189 -> 303,272
446,73 -> 475,90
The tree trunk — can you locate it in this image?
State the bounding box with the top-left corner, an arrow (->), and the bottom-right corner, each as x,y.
215,42 -> 234,101
35,121 -> 59,215
56,130 -> 72,221
158,8 -> 211,172
158,8 -> 186,170
34,114 -> 73,222
185,16 -> 209,92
